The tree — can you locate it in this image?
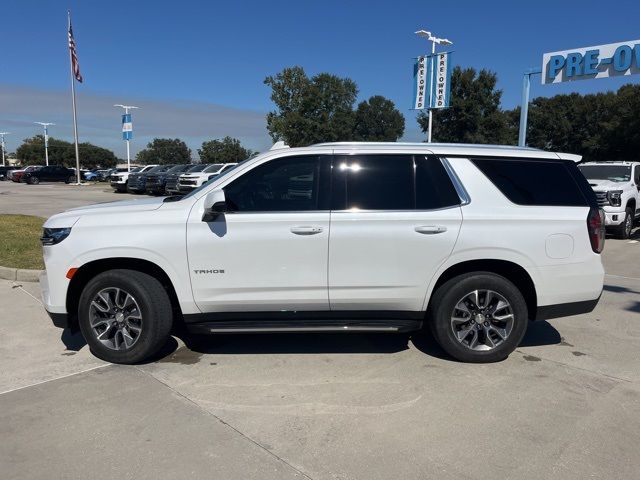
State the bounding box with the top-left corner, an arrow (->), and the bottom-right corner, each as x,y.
136,138 -> 191,165
265,66 -> 358,146
198,136 -> 253,164
353,95 -> 405,141
417,67 -> 511,144
16,136 -> 117,168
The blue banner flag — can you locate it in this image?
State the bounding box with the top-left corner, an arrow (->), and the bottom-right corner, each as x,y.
122,113 -> 133,140
412,55 -> 430,110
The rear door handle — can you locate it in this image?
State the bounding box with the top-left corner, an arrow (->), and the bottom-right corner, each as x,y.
291,226 -> 323,235
415,225 -> 447,235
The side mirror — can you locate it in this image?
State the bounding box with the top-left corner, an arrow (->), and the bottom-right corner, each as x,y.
202,189 -> 227,222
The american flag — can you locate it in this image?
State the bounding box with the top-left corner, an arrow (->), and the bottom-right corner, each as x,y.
68,19 -> 83,83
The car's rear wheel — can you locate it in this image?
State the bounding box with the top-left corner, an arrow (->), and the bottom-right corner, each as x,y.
428,272 -> 528,363
78,269 -> 173,364
29,177 -> 39,185
65,175 -> 76,184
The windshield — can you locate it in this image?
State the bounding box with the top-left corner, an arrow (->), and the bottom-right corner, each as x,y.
167,164 -> 189,173
203,164 -> 224,173
148,165 -> 172,173
579,165 -> 631,182
187,164 -> 210,173
166,160 -> 247,202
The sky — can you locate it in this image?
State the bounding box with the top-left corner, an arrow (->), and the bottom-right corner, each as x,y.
1,0 -> 639,159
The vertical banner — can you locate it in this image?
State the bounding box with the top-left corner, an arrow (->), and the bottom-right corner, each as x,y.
412,55 -> 431,109
122,113 -> 133,140
431,52 -> 452,109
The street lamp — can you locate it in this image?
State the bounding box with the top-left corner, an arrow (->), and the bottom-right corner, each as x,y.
415,30 -> 453,143
34,122 -> 55,166
0,132 -> 9,167
114,104 -> 139,172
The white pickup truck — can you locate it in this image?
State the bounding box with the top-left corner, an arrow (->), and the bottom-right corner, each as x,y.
578,162 -> 640,239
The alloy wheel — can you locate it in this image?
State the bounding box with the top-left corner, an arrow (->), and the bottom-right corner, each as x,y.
88,287 -> 143,350
450,289 -> 514,351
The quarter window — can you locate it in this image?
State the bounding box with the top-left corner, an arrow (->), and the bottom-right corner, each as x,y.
224,156 -> 326,212
472,158 -> 588,206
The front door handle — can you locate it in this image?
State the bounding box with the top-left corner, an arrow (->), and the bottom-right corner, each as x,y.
415,225 -> 447,235
291,226 -> 323,235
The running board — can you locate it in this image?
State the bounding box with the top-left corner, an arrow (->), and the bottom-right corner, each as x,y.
186,319 -> 422,335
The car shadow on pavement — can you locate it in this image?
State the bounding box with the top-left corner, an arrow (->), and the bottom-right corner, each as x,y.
603,284 -> 640,313
145,320 -> 563,364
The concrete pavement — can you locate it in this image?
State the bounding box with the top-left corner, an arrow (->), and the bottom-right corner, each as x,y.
1,264 -> 639,479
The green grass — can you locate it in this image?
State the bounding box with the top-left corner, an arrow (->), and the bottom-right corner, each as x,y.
0,215 -> 45,270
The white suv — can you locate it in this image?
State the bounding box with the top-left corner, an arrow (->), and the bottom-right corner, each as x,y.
40,143 -> 605,364
110,165 -> 158,193
177,163 -> 237,193
578,161 -> 640,239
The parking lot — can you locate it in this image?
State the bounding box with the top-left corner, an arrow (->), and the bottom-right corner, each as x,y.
1,180 -> 639,480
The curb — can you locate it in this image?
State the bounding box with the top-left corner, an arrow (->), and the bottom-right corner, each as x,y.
0,265 -> 42,283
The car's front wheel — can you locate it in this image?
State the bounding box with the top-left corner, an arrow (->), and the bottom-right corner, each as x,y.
615,208 -> 633,239
428,272 -> 528,363
29,176 -> 39,185
78,269 -> 173,364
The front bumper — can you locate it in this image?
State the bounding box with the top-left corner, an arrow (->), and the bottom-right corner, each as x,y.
603,210 -> 625,227
40,271 -> 70,329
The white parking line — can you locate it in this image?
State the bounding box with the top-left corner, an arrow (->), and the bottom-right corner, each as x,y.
0,364 -> 111,396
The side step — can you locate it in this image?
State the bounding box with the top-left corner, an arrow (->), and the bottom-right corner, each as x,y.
186,319 -> 422,335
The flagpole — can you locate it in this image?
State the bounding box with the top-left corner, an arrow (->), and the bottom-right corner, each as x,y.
68,11 -> 81,185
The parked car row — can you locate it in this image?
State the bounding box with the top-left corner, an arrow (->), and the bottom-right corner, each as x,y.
2,165 -> 78,184
110,162 -> 237,196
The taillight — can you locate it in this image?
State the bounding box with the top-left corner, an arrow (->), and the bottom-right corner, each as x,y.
587,208 -> 605,254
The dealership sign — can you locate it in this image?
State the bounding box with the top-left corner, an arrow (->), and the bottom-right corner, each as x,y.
122,113 -> 133,140
542,40 -> 640,84
412,52 -> 452,109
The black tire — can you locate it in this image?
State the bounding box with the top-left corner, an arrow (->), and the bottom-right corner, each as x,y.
65,175 -> 76,184
78,269 -> 173,364
29,176 -> 39,185
615,208 -> 633,239
428,272 -> 528,363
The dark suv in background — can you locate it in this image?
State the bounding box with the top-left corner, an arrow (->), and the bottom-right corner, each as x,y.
22,165 -> 76,184
0,166 -> 18,181
145,164 -> 194,195
128,164 -> 175,193
165,164 -> 209,195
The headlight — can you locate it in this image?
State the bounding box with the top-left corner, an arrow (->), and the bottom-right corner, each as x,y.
607,190 -> 623,207
41,227 -> 72,246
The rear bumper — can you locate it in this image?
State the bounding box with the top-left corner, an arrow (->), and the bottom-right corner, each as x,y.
46,310 -> 70,329
535,296 -> 601,321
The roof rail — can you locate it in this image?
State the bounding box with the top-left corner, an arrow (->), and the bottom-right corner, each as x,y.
270,141 -> 290,150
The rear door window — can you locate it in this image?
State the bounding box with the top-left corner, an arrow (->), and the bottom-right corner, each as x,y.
331,155 -> 414,210
471,158 -> 589,207
331,154 -> 460,211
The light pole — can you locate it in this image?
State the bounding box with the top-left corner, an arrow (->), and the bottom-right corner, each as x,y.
0,132 -> 9,167
415,30 -> 453,143
34,122 -> 55,166
114,104 -> 139,172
